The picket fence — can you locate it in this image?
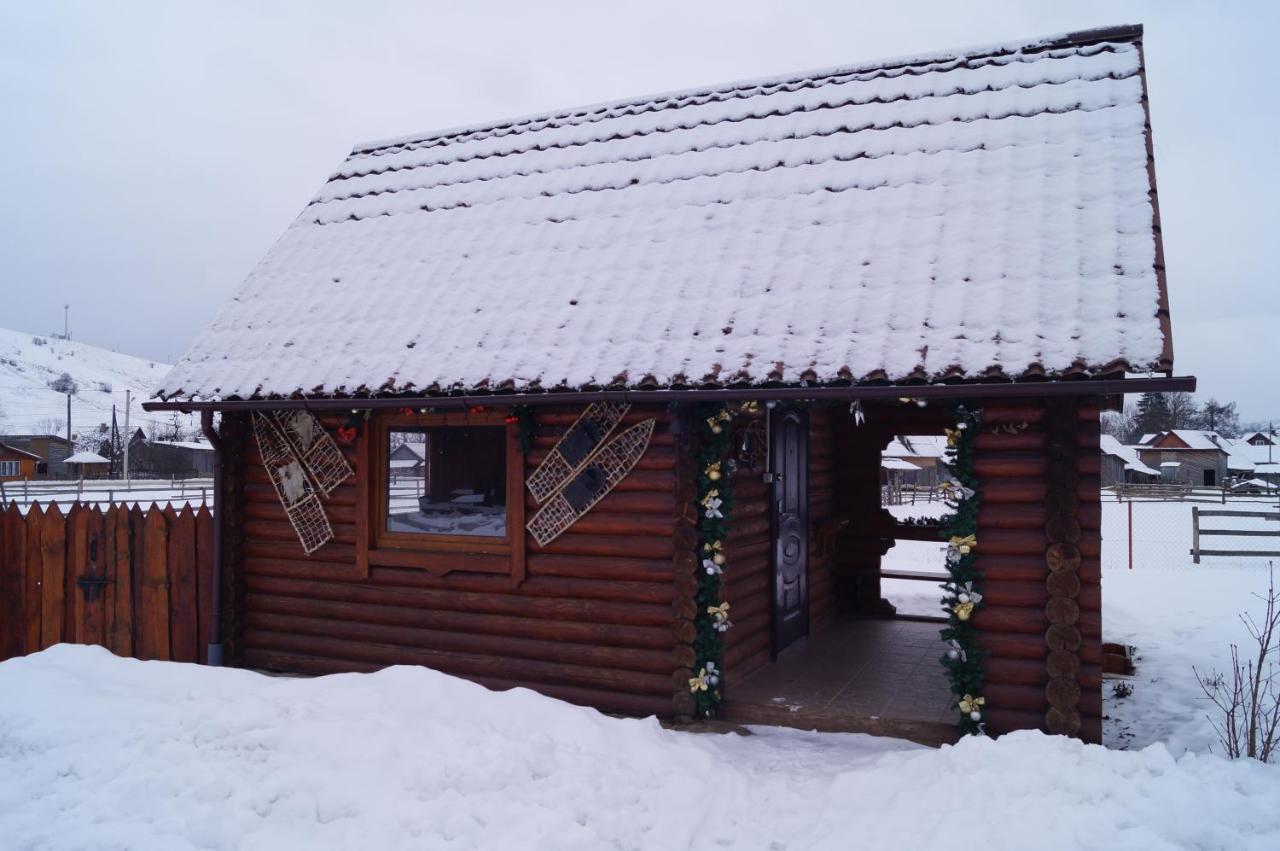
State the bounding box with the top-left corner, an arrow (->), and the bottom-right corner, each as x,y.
0,502 -> 215,664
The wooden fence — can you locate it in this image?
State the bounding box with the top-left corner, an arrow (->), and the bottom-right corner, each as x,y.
1191,507 -> 1280,563
0,502 -> 215,663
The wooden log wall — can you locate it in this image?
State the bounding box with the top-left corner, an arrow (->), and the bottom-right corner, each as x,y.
721,410 -> 772,682
808,408 -> 838,629
970,398 -> 1103,743
227,405 -> 684,717
0,502 -> 215,664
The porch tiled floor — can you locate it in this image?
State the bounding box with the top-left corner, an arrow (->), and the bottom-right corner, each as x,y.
723,619 -> 957,743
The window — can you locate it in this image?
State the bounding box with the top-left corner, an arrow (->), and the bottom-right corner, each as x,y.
360,409 -> 525,581
0,460 -> 18,477
385,426 -> 507,538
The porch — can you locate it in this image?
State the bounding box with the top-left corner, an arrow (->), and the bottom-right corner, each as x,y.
720,618 -> 958,747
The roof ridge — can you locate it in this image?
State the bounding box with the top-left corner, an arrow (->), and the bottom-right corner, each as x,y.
350,24 -> 1142,157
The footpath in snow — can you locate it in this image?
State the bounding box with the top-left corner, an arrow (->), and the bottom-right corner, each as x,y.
3,645 -> 1280,850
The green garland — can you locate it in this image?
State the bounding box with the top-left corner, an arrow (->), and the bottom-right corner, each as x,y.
687,401 -> 755,716
938,404 -> 987,736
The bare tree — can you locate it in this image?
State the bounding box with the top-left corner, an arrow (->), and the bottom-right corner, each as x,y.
1195,566 -> 1280,763
1165,392 -> 1200,430
1101,403 -> 1138,442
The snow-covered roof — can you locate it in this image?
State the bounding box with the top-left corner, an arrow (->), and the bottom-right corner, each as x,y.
157,25 -> 1170,403
880,457 -> 920,471
147,440 -> 214,452
1099,434 -> 1159,477
885,435 -> 949,459
1146,430 -> 1226,452
64,451 -> 110,464
0,441 -> 41,460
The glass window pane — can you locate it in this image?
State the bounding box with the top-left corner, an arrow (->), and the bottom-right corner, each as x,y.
386,426 -> 507,538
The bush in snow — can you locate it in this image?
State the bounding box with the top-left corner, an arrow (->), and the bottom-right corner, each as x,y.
1195,565 -> 1280,763
96,381 -> 112,393
47,372 -> 78,394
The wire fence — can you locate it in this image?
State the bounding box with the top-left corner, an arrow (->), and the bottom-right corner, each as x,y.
1103,490 -> 1280,572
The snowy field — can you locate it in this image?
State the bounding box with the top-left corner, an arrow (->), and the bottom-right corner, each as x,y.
0,478 -> 213,512
3,645 -> 1280,850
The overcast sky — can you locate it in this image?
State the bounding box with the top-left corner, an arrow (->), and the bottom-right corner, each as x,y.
2,1 -> 1276,421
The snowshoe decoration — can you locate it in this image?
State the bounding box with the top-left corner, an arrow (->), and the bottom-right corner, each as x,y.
253,411 -> 354,555
527,419 -> 655,547
525,401 -> 629,503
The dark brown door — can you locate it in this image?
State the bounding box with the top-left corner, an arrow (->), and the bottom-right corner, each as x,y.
770,406 -> 809,657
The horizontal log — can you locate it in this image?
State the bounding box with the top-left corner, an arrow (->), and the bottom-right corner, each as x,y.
976,504 -> 1045,530
239,648 -> 675,717
245,574 -> 674,626
972,452 -> 1047,478
984,656 -> 1048,687
246,518 -> 357,547
981,580 -> 1048,608
245,481 -> 357,508
244,611 -> 676,674
552,512 -> 675,537
243,629 -> 674,696
527,553 -> 671,583
983,708 -> 1046,736
973,431 -> 1045,452
983,682 -> 1047,713
525,489 -> 674,515
536,532 -> 673,559
979,404 -> 1047,425
1078,455 -> 1100,476
246,591 -> 674,650
978,528 -> 1049,557
980,479 -> 1047,504
972,555 -> 1047,583
971,605 -> 1046,635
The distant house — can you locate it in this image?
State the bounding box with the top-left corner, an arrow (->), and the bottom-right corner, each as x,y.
0,434 -> 73,479
1099,435 -> 1160,486
126,430 -> 215,478
1134,430 -> 1231,487
882,435 -> 948,486
1242,431 -> 1277,447
0,441 -> 40,482
63,451 -> 111,480
388,442 -> 426,478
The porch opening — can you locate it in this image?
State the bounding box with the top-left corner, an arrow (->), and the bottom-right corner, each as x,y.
720,407 -> 958,745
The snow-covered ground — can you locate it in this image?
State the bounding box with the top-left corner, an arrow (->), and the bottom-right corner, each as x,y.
0,326 -> 196,439
880,493 -> 1280,752
1,478 -> 213,512
1101,497 -> 1280,753
3,644 -> 1280,850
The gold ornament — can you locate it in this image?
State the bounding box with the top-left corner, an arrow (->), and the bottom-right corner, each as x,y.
953,600 -> 975,621
712,552 -> 726,565
958,694 -> 985,715
949,534 -> 976,555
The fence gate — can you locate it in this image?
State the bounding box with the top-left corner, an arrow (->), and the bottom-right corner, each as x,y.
1190,507 -> 1280,564
0,502 -> 214,663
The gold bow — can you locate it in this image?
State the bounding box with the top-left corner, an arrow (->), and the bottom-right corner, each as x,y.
953,600 -> 975,621
958,694 -> 985,714
707,602 -> 730,621
949,534 -> 977,555
945,427 -> 961,447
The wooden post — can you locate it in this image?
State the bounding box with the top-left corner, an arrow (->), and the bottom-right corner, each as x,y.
1127,501 -> 1134,571
1192,506 -> 1200,565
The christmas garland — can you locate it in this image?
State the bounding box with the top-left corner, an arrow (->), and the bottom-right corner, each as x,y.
687,401 -> 757,716
938,405 -> 987,735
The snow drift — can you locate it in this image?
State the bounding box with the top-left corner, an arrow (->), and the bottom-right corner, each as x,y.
2,645 -> 1278,850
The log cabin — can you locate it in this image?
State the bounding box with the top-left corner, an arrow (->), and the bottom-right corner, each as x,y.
146,24 -> 1192,744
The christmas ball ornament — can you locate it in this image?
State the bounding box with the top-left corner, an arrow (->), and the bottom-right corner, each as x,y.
708,469 -> 721,481
969,711 -> 982,722
947,648 -> 960,660
958,592 -> 970,604
713,553 -> 726,565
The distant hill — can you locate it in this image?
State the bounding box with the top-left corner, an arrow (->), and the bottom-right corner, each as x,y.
0,327 -> 195,443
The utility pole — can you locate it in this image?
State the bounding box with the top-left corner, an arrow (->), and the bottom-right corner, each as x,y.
110,404 -> 119,478
66,392 -> 71,453
64,303 -> 70,341
123,390 -> 132,487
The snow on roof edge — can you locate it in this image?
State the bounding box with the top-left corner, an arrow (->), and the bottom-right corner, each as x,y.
351,24 -> 1144,155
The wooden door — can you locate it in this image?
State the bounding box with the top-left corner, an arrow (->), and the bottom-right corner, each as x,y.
770,406 -> 809,656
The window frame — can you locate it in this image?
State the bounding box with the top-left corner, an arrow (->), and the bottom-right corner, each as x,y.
0,459 -> 18,477
358,409 -> 525,582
